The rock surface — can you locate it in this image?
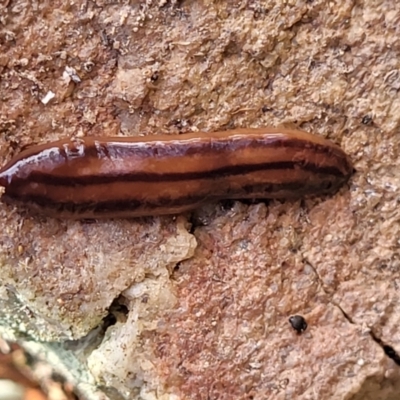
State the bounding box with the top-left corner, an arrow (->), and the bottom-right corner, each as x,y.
1,0 -> 400,399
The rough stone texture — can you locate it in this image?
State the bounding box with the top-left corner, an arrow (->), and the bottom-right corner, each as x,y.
1,0 -> 400,399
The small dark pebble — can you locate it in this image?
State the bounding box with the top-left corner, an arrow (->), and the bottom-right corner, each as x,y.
261,105 -> 273,112
151,71 -> 159,81
362,115 -> 373,125
289,315 -> 308,333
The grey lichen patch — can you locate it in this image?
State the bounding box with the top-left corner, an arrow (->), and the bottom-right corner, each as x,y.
87,278 -> 178,399
0,216 -> 196,341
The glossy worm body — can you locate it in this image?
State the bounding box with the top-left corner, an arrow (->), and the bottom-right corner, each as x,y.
0,128 -> 353,219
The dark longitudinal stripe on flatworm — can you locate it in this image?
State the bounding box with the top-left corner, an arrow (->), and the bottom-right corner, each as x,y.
4,180 -> 342,214
15,161 -> 347,187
